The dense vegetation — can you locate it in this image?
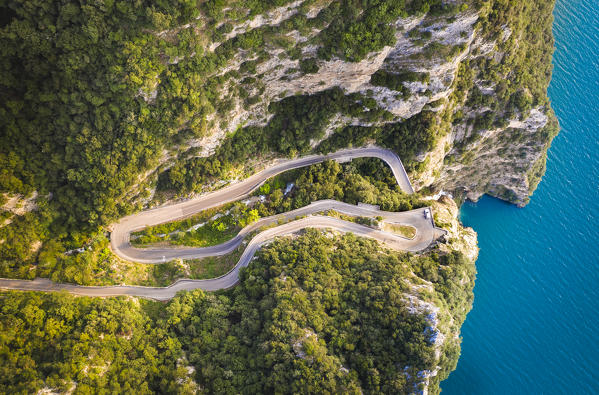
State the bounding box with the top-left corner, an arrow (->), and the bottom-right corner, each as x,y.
0,292 -> 190,394
0,0 -> 410,279
0,0 -> 210,278
138,158 -> 426,248
0,0 -> 447,234
370,69 -> 431,98
158,88 -> 393,194
132,201 -> 258,247
0,0 -> 554,392
313,0 -> 469,62
318,111 -> 439,172
0,0 -> 193,227
270,158 -> 426,212
0,0 -> 558,272
1,230 -> 475,394
1,155 -> 425,282
441,0 -> 559,202
446,0 -> 558,141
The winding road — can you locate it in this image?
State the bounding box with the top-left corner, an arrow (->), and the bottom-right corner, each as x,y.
110,146 -> 414,263
0,146 -> 445,300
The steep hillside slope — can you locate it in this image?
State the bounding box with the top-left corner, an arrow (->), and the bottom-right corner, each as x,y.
1,0 -> 557,224
0,0 -> 556,393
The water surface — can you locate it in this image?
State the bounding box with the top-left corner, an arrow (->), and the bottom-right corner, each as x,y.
442,0 -> 599,393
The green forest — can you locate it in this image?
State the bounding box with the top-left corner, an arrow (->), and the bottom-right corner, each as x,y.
0,0 -> 456,232
0,0 -> 557,392
0,0 -> 556,278
0,0 -> 449,279
134,158 -> 426,250
1,231 -> 475,394
0,158 -> 427,284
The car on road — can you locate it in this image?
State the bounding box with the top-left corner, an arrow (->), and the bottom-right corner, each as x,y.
424,208 -> 431,219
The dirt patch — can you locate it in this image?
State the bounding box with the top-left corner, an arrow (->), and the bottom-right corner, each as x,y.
30,240 -> 42,255
2,192 -> 38,215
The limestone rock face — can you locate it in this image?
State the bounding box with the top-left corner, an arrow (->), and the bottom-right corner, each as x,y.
148,2 -> 554,208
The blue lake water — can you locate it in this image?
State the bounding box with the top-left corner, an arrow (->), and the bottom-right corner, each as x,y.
442,0 -> 599,393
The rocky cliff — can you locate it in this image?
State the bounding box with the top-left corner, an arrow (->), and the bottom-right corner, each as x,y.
130,3 -> 554,391
0,0 -> 557,393
140,0 -> 557,209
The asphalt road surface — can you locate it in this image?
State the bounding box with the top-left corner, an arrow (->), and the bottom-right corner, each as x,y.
0,147 -> 447,300
110,146 -> 414,263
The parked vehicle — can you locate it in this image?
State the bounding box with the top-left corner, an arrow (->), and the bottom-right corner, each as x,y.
424,208 -> 430,219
